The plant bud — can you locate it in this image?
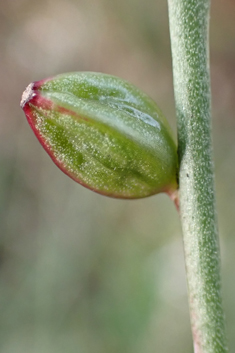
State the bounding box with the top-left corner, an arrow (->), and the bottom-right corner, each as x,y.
21,72 -> 178,199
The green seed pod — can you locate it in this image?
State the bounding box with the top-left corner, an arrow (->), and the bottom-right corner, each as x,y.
21,72 -> 178,199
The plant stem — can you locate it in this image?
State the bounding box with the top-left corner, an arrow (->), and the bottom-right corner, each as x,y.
167,0 -> 228,352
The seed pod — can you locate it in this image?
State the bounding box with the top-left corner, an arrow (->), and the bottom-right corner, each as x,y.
21,72 -> 178,199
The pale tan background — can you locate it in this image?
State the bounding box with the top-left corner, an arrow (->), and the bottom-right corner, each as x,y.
0,1 -> 235,352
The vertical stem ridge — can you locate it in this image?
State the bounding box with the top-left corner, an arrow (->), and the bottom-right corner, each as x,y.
167,0 -> 228,352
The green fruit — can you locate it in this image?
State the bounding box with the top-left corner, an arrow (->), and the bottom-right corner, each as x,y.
21,72 -> 178,198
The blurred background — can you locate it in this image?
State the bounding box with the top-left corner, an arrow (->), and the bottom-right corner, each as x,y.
0,0 -> 235,352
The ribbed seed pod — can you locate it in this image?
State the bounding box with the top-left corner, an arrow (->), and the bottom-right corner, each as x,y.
21,72 -> 178,199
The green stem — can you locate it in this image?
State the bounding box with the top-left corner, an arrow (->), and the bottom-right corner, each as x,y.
167,0 -> 228,352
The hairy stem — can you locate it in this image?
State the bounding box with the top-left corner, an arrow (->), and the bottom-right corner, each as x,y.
167,0 -> 228,352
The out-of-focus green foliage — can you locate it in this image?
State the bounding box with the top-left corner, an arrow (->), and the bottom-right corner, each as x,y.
0,1 -> 235,352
